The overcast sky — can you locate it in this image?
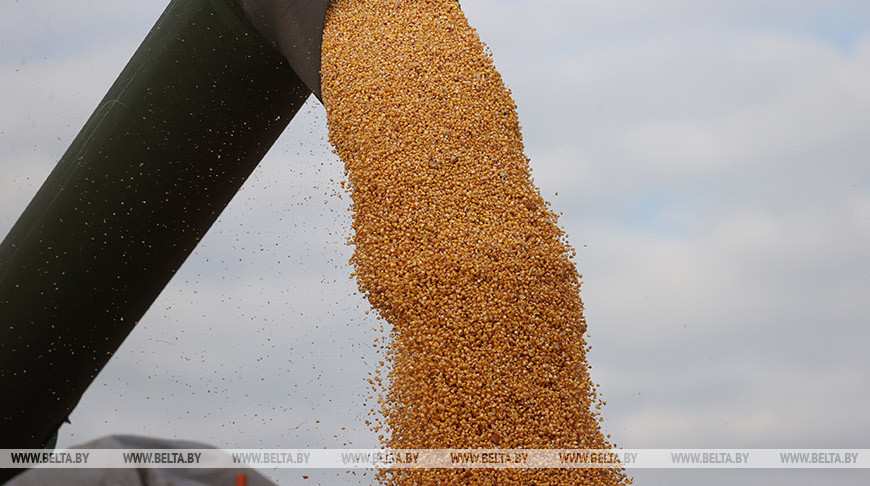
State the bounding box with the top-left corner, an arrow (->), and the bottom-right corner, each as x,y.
1,1 -> 869,485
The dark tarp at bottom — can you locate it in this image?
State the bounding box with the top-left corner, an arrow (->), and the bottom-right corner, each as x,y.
5,435 -> 276,486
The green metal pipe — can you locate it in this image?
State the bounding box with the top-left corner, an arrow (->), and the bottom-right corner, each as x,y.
0,0 -> 312,461
231,0 -> 330,99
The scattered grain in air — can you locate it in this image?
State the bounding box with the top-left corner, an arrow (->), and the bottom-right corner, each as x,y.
322,0 -> 630,484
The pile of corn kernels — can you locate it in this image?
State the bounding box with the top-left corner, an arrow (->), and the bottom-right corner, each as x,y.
322,1 -> 629,484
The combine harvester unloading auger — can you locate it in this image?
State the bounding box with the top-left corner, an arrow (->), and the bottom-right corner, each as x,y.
0,0 -> 329,473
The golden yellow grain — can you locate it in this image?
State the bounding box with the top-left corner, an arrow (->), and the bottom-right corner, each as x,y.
322,0 -> 630,484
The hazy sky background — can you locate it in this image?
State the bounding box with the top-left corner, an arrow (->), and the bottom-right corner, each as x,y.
2,1 -> 869,485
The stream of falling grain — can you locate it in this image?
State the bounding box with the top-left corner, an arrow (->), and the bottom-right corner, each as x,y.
322,1 -> 630,484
